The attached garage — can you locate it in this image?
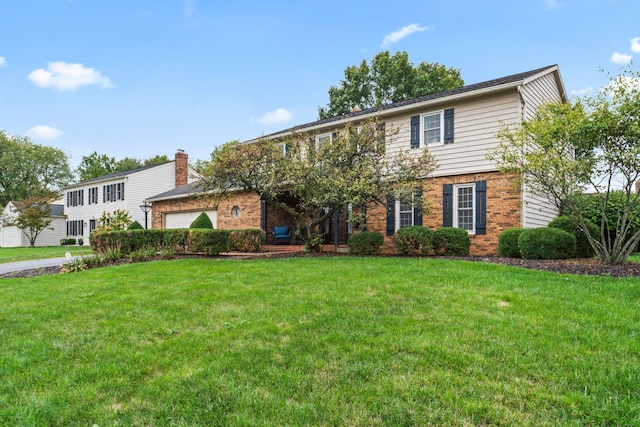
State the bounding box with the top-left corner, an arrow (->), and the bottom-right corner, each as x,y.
164,210 -> 217,229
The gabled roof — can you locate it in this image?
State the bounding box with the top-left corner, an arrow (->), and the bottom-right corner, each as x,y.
64,161 -> 173,189
146,181 -> 203,202
260,65 -> 561,139
8,201 -> 65,217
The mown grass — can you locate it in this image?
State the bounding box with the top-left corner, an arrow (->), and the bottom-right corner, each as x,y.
1,257 -> 639,426
0,246 -> 93,263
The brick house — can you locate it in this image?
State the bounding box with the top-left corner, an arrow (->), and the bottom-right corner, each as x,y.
147,65 -> 567,255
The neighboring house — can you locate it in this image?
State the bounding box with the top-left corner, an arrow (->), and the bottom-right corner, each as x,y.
147,66 -> 567,255
63,150 -> 190,244
0,201 -> 66,247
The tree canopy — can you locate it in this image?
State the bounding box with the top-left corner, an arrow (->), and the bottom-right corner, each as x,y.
318,51 -> 464,120
490,65 -> 640,264
0,131 -> 73,207
4,195 -> 58,247
196,118 -> 437,251
76,152 -> 171,181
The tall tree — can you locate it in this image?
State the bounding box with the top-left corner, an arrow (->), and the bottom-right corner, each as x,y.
0,131 -> 73,206
143,154 -> 170,167
76,151 -> 117,181
197,118 -> 437,252
490,66 -> 640,264
318,51 -> 464,120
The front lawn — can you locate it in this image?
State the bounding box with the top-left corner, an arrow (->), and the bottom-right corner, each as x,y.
1,257 -> 638,425
0,246 -> 93,263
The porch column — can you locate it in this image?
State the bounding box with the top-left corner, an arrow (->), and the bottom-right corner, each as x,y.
334,210 -> 340,246
261,200 -> 267,231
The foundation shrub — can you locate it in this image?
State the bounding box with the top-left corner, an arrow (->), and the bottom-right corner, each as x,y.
230,228 -> 265,252
190,212 -> 214,229
518,227 -> 576,259
393,226 -> 433,256
548,216 -> 598,258
189,229 -> 231,255
128,221 -> 144,230
432,227 -> 471,256
348,231 -> 384,255
498,228 -> 525,258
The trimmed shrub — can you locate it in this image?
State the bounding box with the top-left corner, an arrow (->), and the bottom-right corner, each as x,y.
348,231 -> 384,255
432,227 -> 471,256
393,226 -> 433,256
190,212 -> 214,229
498,228 -> 525,258
190,229 -> 231,255
60,238 -> 77,246
128,221 -> 144,230
548,216 -> 598,258
230,228 -> 265,252
518,227 -> 576,259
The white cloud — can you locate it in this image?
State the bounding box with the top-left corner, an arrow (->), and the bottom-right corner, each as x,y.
0,57 -> 6,67
611,52 -> 633,64
571,87 -> 592,97
604,75 -> 640,94
255,108 -> 292,125
381,24 -> 430,48
630,37 -> 640,53
28,61 -> 114,91
26,125 -> 64,140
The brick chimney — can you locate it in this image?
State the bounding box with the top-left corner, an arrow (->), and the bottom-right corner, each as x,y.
175,150 -> 188,188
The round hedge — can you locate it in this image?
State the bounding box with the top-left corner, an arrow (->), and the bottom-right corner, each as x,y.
128,220 -> 144,230
517,227 -> 576,259
432,227 -> 470,256
548,216 -> 598,258
393,226 -> 433,256
348,231 -> 384,255
497,228 -> 525,258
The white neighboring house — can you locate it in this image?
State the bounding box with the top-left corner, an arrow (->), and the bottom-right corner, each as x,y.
63,151 -> 190,244
0,201 -> 67,247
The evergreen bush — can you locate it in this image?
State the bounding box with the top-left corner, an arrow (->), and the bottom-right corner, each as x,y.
432,227 -> 471,256
498,228 -> 525,258
518,227 -> 576,259
128,221 -> 144,230
393,226 -> 433,256
230,229 -> 265,252
190,212 -> 214,229
348,231 -> 384,255
548,216 -> 598,258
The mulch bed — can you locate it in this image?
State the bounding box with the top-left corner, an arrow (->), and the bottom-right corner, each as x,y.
1,254 -> 639,279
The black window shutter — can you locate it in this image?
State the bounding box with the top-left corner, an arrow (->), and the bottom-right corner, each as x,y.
361,203 -> 367,231
442,184 -> 453,227
413,187 -> 423,226
410,115 -> 420,149
103,186 -> 106,203
444,108 -> 454,144
331,132 -> 337,140
475,180 -> 486,235
121,183 -> 125,201
386,197 -> 395,236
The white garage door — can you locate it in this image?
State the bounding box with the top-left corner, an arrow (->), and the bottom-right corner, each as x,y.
164,211 -> 217,229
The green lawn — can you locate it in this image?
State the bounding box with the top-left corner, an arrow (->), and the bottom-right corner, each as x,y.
0,246 -> 93,263
1,257 -> 639,426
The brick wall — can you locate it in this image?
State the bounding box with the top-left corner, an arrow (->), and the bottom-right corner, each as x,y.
365,172 -> 521,255
174,150 -> 189,188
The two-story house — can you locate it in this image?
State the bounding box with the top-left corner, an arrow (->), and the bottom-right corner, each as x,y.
147,65 -> 567,255
63,151 -> 189,244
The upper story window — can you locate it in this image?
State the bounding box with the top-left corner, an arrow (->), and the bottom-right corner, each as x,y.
422,111 -> 443,146
66,189 -> 84,207
103,182 -> 125,202
88,187 -> 98,204
411,108 -> 454,149
316,133 -> 332,147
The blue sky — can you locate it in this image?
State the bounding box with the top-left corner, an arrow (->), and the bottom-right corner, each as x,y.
0,0 -> 638,167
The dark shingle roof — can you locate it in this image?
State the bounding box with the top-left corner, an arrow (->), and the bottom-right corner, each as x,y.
262,65 -> 558,138
65,162 -> 173,188
9,201 -> 65,217
146,181 -> 202,202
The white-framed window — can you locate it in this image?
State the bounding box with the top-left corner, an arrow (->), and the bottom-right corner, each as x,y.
396,199 -> 414,230
66,220 -> 84,236
421,111 -> 444,147
316,133 -> 332,147
88,187 -> 98,204
454,183 -> 475,234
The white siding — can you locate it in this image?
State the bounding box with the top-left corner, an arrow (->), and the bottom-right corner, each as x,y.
0,202 -> 67,247
64,162 -> 178,243
385,90 -> 520,176
520,72 -> 564,227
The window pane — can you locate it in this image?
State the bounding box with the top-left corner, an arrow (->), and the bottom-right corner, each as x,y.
423,113 -> 441,145
457,186 -> 474,231
400,212 -> 413,228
